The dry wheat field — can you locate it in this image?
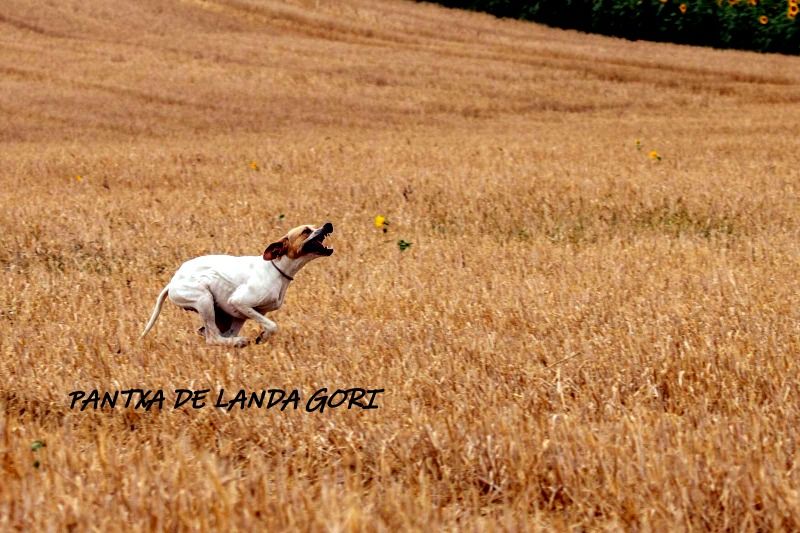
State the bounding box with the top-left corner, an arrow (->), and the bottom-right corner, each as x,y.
1,0 -> 800,530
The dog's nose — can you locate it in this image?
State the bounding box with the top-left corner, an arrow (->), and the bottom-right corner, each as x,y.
323,222 -> 333,233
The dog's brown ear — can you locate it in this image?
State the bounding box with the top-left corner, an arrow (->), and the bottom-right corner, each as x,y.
263,238 -> 287,261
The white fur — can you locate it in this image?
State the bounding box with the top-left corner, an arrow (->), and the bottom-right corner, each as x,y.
140,232 -> 328,347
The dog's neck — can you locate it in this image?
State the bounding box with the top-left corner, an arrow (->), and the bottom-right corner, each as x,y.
270,260 -> 294,281
269,255 -> 316,280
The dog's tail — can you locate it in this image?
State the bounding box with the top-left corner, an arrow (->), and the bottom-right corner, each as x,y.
140,285 -> 169,339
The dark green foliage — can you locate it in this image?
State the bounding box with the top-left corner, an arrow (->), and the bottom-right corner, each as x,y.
429,0 -> 800,54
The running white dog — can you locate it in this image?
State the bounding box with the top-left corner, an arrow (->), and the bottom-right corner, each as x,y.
140,222 -> 334,347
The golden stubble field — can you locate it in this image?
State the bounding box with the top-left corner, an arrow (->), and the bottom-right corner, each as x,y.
1,0 -> 800,530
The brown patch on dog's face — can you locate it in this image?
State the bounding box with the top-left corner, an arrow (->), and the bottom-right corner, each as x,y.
263,222 -> 334,261
284,225 -> 315,259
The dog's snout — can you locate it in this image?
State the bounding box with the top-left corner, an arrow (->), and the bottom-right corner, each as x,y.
323,222 -> 333,233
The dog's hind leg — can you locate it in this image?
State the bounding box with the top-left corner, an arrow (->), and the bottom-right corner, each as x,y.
198,307 -> 244,338
194,293 -> 250,347
214,305 -> 232,334
222,318 -> 246,338
214,306 -> 245,338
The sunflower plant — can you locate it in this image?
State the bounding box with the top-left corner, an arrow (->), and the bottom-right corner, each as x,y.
432,0 -> 800,54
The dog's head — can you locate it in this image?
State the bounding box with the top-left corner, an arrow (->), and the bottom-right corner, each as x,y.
263,222 -> 334,261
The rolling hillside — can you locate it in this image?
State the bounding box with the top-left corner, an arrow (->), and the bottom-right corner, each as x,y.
1,0 -> 799,529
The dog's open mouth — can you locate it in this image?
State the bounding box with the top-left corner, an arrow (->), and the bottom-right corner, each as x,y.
303,223 -> 334,256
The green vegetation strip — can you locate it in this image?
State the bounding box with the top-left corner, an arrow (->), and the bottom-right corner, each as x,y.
430,0 -> 800,54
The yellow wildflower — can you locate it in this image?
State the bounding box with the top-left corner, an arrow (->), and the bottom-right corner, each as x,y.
75,175 -> 83,182
374,215 -> 386,228
679,3 -> 687,13
249,161 -> 259,171
759,15 -> 768,24
789,4 -> 799,18
648,150 -> 661,161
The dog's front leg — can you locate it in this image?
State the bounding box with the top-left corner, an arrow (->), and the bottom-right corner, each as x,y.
229,301 -> 278,344
254,316 -> 278,344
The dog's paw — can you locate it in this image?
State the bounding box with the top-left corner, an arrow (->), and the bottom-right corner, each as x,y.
255,331 -> 271,345
233,337 -> 251,348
